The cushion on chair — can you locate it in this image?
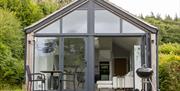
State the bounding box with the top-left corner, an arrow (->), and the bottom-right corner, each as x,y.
113,71 -> 133,89
96,81 -> 113,88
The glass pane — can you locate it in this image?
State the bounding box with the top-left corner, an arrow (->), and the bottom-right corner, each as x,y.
62,38 -> 86,91
94,37 -> 143,91
36,20 -> 60,33
62,10 -> 87,33
34,37 -> 59,90
95,10 -> 120,33
134,45 -> 143,90
122,20 -> 145,33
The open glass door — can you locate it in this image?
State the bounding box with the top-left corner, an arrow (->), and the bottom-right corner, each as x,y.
61,38 -> 87,91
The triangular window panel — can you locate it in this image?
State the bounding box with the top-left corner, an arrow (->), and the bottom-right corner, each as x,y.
62,10 -> 87,33
36,20 -> 60,33
122,20 -> 145,33
62,3 -> 88,33
36,2 -> 88,34
94,3 -> 120,33
94,6 -> 120,33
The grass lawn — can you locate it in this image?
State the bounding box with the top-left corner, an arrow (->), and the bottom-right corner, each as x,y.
0,89 -> 22,91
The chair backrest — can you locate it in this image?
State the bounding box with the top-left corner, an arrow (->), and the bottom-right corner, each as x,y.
26,65 -> 32,81
77,72 -> 85,83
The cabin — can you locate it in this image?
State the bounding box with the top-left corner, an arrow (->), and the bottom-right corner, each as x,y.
24,0 -> 159,91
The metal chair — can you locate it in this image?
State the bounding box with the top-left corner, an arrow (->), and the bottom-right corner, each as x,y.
59,65 -> 78,91
59,72 -> 76,91
76,72 -> 85,88
26,65 -> 46,91
76,65 -> 85,89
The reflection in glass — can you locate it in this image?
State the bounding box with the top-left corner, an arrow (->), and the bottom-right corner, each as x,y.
62,38 -> 86,91
95,10 -> 120,33
36,20 -> 60,33
122,20 -> 145,33
62,10 -> 87,33
35,37 -> 59,90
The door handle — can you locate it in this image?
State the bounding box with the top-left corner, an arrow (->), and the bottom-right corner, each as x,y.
84,61 -> 87,67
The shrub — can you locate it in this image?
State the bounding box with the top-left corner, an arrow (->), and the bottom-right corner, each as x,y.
159,43 -> 180,55
159,60 -> 180,91
159,43 -> 180,91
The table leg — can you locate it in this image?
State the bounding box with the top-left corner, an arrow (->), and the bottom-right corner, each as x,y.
59,76 -> 63,91
50,73 -> 54,90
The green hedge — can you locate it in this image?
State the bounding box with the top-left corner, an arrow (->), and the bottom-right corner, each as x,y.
159,43 -> 180,91
159,43 -> 180,55
159,60 -> 180,91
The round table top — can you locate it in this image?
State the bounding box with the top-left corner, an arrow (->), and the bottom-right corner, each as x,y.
40,70 -> 63,73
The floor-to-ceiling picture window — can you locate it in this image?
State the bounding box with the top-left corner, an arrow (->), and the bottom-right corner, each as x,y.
62,38 -> 86,91
34,37 -> 87,91
94,37 -> 143,91
34,37 -> 60,90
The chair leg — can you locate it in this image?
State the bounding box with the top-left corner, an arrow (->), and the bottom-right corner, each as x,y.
30,82 -> 32,91
27,82 -> 29,91
60,80 -> 62,91
73,76 -> 76,91
73,81 -> 76,91
82,82 -> 84,88
77,82 -> 79,88
44,81 -> 46,91
41,82 -> 43,91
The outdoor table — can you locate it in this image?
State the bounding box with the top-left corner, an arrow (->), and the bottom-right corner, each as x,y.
41,70 -> 62,90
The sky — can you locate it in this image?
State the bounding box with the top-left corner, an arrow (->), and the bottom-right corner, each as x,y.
109,0 -> 180,18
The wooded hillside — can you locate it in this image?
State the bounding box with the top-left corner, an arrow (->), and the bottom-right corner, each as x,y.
0,0 -> 179,90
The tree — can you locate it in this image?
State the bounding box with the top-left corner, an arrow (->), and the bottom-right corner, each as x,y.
37,0 -> 72,16
0,9 -> 23,59
165,15 -> 172,21
143,15 -> 180,44
37,0 -> 60,15
150,12 -> 155,18
0,9 -> 24,88
156,13 -> 162,20
174,14 -> 179,21
17,0 -> 44,27
0,0 -> 44,27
